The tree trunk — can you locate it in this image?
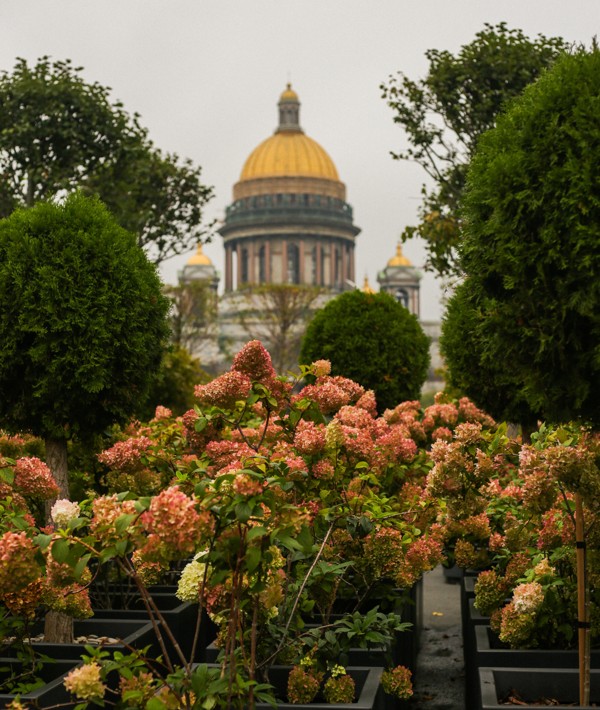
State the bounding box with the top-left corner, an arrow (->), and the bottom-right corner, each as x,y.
44,437 -> 74,644
44,437 -> 69,519
43,609 -> 74,644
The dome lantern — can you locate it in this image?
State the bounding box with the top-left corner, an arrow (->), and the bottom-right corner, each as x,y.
277,83 -> 302,133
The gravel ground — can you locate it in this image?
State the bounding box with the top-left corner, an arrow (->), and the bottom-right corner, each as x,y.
409,566 -> 465,709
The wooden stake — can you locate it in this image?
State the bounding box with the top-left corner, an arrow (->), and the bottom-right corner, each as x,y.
575,492 -> 590,706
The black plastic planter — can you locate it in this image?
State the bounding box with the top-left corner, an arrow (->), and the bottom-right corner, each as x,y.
479,667 -> 600,709
0,657 -> 81,707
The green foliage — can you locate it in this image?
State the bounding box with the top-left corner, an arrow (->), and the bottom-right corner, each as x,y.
381,23 -> 566,277
0,56 -> 213,264
440,280 -> 541,429
458,46 -> 600,426
0,192 -> 170,441
300,290 -> 430,411
84,142 -> 215,265
141,346 -> 210,420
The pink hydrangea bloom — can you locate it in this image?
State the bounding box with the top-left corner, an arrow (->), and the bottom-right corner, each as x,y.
13,457 -> 59,499
0,531 -> 40,594
141,486 -> 213,557
232,473 -> 265,497
424,403 -> 459,428
231,340 -> 276,383
97,437 -> 153,471
153,405 -> 173,420
194,370 -> 252,408
294,420 -> 326,456
90,495 -> 138,543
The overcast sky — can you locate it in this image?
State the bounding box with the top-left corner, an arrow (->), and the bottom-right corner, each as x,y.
1,1 -> 597,320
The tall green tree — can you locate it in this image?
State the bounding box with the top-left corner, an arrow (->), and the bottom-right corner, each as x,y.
0,56 -> 213,263
440,280 -> 541,434
0,192 -> 170,499
300,290 -> 430,412
456,46 -> 600,427
381,23 -> 566,277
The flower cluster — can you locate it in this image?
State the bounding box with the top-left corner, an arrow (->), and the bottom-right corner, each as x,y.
64,662 -> 106,701
13,456 -> 59,498
140,486 -> 213,561
0,531 -> 40,595
381,665 -> 413,700
50,499 -> 81,528
97,436 -> 154,471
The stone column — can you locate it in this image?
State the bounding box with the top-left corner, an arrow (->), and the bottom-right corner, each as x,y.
265,240 -> 271,282
299,239 -> 305,285
225,245 -> 233,292
329,240 -> 336,286
281,240 -> 288,284
248,240 -> 255,284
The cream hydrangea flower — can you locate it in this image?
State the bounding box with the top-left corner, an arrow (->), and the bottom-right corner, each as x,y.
177,558 -> 209,602
50,499 -> 81,528
64,662 -> 105,701
512,581 -> 544,613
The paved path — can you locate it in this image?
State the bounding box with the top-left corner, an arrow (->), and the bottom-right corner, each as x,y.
409,566 -> 465,709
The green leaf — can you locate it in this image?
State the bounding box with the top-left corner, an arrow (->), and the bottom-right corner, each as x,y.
34,533 -> 52,550
51,538 -> 70,564
235,501 -> 252,523
247,525 -> 268,541
245,545 -> 262,573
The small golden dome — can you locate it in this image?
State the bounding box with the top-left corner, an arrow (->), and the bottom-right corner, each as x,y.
187,243 -> 213,266
280,83 -> 299,102
362,276 -> 375,294
240,132 -> 339,181
387,242 -> 412,267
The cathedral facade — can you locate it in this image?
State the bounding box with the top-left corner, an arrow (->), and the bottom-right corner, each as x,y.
219,84 -> 360,292
179,85 -> 441,387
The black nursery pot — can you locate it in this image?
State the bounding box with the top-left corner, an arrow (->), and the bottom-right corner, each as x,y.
479,667 -> 600,709
0,657 -> 81,707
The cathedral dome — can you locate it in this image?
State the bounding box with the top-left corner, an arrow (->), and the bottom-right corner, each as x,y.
237,84 -> 341,186
387,243 -> 412,267
240,132 -> 339,181
186,243 -> 213,266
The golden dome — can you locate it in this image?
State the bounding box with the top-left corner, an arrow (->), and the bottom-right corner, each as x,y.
387,242 -> 412,267
187,243 -> 213,266
362,276 -> 375,294
280,83 -> 298,102
240,132 -> 339,181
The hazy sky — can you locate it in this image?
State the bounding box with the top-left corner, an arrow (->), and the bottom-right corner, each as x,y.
1,1 -> 597,320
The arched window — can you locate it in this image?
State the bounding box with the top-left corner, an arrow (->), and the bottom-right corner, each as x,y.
395,288 -> 409,310
287,243 -> 300,284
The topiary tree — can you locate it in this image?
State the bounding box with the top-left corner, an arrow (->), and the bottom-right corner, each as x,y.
0,192 -> 170,501
455,46 -> 600,702
440,280 -> 541,435
457,46 -> 600,428
300,290 -> 430,412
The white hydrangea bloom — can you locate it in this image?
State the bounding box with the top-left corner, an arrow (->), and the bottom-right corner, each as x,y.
50,499 -> 81,528
177,559 -> 208,602
512,581 -> 544,613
